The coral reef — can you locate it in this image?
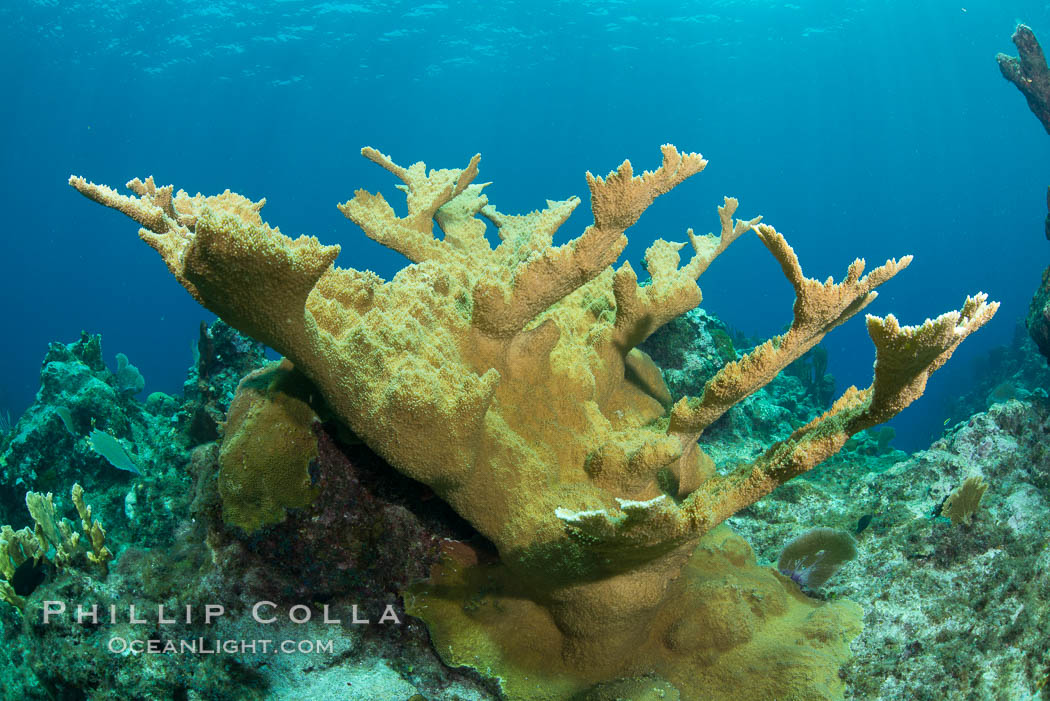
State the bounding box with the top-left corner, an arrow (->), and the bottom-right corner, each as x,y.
2,319 -> 1044,699
733,398 -> 1050,699
999,24 -> 1050,362
70,145 -> 996,699
0,332 -> 189,547
1029,266 -> 1050,362
0,326 -> 492,700
0,321 -> 270,550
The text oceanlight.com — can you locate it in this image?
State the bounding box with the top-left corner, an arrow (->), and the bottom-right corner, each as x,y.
108,638 -> 335,655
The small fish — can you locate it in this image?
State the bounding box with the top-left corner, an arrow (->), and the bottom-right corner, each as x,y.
88,429 -> 142,475
856,514 -> 873,534
943,417 -> 951,426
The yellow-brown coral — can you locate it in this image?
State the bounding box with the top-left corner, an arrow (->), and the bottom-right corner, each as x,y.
71,145 -> 997,699
405,527 -> 864,700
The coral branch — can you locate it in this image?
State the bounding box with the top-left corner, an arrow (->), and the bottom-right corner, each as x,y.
472,145 -> 707,338
612,197 -> 760,351
337,148 -> 482,264
470,223 -> 626,337
481,198 -> 581,268
670,223 -> 912,437
862,292 -> 999,424
681,293 -> 998,528
71,174 -> 339,356
998,24 -> 1050,134
587,144 -> 707,231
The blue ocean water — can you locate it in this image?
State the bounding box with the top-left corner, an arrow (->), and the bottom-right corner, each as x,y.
2,0 -> 1049,451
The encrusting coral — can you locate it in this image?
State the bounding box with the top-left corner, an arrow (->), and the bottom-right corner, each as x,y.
71,145 -> 997,699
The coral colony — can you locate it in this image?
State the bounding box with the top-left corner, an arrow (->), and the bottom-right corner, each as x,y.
58,144 -> 997,699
